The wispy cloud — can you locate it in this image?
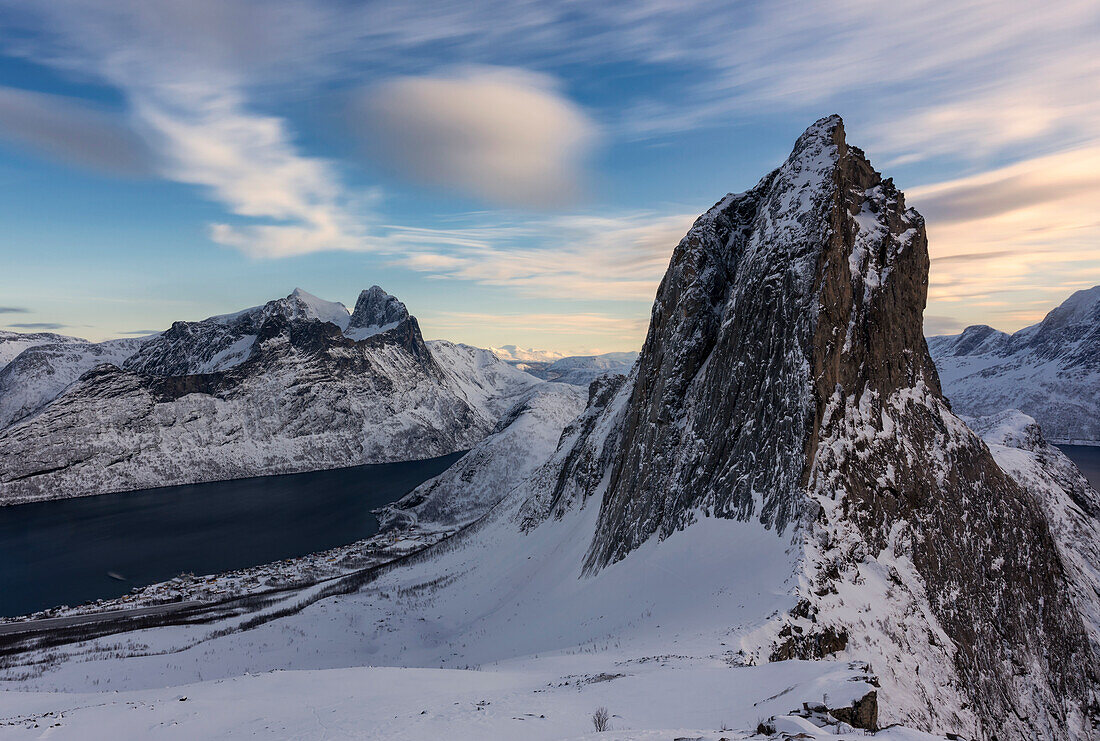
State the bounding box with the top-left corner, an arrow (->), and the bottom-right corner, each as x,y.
610,1 -> 1100,166
389,211 -> 697,301
923,315 -> 967,337
425,311 -> 647,336
0,306 -> 29,314
0,0 -> 373,259
0,0 -> 1097,345
421,309 -> 649,354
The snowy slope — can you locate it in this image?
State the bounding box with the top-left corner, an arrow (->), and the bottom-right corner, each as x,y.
0,335 -> 152,428
491,346 -> 638,387
379,381 -> 588,531
0,661 -> 937,740
967,410 -> 1100,655
428,340 -> 544,421
0,288 -> 539,504
929,285 -> 1100,444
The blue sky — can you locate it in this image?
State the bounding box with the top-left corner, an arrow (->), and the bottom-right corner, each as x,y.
1,0 -> 1098,352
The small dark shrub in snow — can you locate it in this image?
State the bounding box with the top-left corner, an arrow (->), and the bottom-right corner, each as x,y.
592,706 -> 610,732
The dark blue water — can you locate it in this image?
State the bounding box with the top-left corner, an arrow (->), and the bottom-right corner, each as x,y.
1059,444 -> 1100,493
0,452 -> 464,617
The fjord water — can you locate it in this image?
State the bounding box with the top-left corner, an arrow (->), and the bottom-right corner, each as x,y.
0,452 -> 464,618
1060,444 -> 1100,492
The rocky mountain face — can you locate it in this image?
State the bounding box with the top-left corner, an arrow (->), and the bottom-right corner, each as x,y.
518,116 -> 1099,737
0,288 -> 538,504
929,285 -> 1100,444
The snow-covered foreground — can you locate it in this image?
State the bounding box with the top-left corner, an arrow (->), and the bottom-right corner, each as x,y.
0,661 -> 933,740
0,509 -> 912,739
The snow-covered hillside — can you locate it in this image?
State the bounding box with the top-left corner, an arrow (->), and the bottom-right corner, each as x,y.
966,410 -> 1100,654
379,381 -> 588,531
929,285 -> 1100,444
0,288 -> 538,504
0,329 -> 85,370
531,352 -> 638,386
0,335 -> 149,428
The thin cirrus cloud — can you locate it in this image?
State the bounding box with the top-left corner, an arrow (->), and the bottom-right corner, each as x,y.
388,211 -> 698,301
419,309 -> 649,355
0,306 -> 29,313
7,322 -> 64,330
354,67 -> 598,208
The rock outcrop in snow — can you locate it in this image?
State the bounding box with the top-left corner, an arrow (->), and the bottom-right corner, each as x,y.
0,288 -> 538,504
929,285 -> 1100,444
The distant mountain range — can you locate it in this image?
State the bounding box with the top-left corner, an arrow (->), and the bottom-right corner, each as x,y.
487,345 -> 565,365
492,346 -> 638,386
929,285 -> 1100,444
0,287 -> 537,504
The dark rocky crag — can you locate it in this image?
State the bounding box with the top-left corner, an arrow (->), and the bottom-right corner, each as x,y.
349,285 -> 412,329
539,116 -> 1098,737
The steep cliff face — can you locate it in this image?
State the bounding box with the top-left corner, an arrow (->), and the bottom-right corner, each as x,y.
0,288 -> 537,504
530,116 -> 1098,737
929,285 -> 1100,444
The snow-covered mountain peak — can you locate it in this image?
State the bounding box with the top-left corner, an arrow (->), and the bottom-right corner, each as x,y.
489,345 -> 566,364
274,288 -> 351,330
1044,284 -> 1100,326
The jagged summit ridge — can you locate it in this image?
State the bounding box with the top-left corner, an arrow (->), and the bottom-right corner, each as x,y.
121,286 -> 421,377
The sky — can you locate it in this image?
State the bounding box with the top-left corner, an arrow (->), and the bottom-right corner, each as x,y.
0,0 -> 1097,353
